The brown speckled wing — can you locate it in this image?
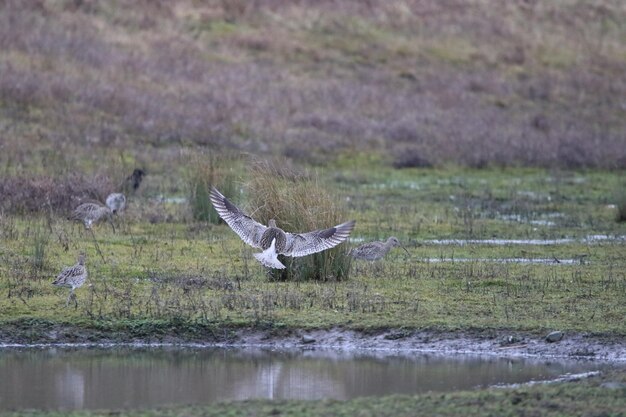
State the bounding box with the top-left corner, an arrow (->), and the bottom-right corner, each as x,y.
283,220 -> 355,257
209,187 -> 267,249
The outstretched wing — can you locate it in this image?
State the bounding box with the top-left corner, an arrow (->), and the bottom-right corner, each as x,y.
209,187 -> 267,249
283,220 -> 355,258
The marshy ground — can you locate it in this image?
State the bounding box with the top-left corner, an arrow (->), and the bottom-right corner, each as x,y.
1,1 -> 625,415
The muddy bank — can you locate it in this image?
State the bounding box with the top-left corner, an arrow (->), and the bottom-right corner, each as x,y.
227,328 -> 626,362
1,320 -> 624,362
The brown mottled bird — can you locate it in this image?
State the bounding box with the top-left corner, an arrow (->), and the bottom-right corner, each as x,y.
52,254 -> 88,307
350,237 -> 409,261
209,187 -> 356,269
69,202 -> 114,230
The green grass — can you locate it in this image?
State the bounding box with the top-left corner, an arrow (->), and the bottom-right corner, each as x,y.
1,166 -> 625,338
3,369 -> 625,417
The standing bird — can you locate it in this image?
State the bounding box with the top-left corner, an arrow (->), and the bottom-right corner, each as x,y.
122,168 -> 145,194
52,254 -> 88,307
69,202 -> 114,231
105,193 -> 126,214
209,187 -> 356,269
350,237 -> 410,261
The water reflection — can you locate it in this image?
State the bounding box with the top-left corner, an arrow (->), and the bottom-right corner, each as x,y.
0,347 -> 610,410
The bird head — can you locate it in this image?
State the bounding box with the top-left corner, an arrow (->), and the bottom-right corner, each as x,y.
389,237 -> 410,255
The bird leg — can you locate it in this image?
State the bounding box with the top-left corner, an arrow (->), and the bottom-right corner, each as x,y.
107,216 -> 117,233
65,289 -> 75,307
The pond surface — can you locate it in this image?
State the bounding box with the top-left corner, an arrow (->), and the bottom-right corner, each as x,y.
0,346 -> 612,411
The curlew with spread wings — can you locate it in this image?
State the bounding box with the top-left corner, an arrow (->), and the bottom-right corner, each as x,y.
209,187 -> 355,269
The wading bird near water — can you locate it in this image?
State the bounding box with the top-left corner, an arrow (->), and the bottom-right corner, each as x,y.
209,187 -> 356,269
52,254 -> 88,307
69,202 -> 114,230
351,237 -> 409,261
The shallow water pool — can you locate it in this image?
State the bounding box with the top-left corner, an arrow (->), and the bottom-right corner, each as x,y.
0,346 -> 613,410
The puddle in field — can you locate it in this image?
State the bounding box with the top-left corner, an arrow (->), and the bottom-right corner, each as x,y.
351,234 -> 624,249
421,258 -> 581,265
156,195 -> 187,204
0,346 -> 612,411
423,235 -> 625,246
516,190 -> 552,201
366,181 -> 423,190
498,213 -> 565,227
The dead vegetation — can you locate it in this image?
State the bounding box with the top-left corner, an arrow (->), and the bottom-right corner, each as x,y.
0,0 -> 624,173
0,175 -> 114,214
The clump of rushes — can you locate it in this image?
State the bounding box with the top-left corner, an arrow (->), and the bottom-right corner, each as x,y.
616,189 -> 626,222
187,150 -> 239,223
247,159 -> 353,282
30,222 -> 49,271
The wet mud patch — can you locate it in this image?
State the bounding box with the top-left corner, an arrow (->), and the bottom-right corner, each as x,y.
3,321 -> 624,363
230,328 -> 626,363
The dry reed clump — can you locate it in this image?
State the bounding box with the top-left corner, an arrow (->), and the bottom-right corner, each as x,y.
0,174 -> 114,214
246,159 -> 353,282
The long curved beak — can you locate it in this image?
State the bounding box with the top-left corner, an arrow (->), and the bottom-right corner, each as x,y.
400,244 -> 410,256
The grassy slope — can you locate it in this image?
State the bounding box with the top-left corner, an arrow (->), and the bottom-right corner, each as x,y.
3,369 -> 626,417
1,1 -> 626,172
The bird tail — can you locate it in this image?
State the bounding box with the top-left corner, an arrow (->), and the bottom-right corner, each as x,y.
253,239 -> 286,269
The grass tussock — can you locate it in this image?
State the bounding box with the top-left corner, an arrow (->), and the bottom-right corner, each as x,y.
29,222 -> 49,272
247,159 -> 353,282
186,150 -> 239,223
616,189 -> 626,222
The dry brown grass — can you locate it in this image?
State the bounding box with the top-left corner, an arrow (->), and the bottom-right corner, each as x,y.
0,0 -> 624,170
0,175 -> 114,214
